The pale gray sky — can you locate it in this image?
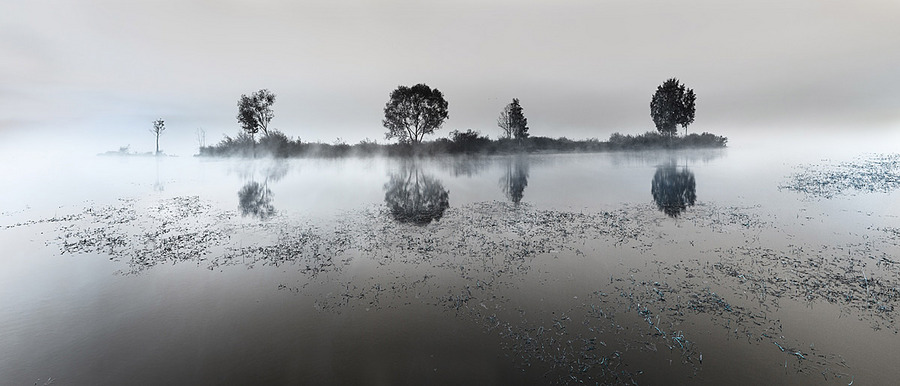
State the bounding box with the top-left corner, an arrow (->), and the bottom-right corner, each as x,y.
2,0 -> 899,155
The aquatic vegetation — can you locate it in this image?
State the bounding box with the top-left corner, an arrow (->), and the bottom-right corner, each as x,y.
19,191 -> 895,384
782,154 -> 900,198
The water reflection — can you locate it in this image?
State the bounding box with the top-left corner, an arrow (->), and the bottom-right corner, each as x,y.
609,148 -> 725,167
236,160 -> 289,220
384,163 -> 450,224
238,181 -> 275,219
442,156 -> 491,177
651,163 -> 696,217
154,158 -> 165,192
500,156 -> 529,205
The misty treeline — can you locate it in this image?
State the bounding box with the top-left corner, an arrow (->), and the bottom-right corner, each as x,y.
197,78 -> 726,158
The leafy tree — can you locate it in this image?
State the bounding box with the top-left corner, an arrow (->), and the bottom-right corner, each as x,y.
449,129 -> 490,153
498,98 -> 529,139
650,78 -> 696,136
237,89 -> 276,140
258,130 -> 292,157
150,118 -> 165,155
383,83 -> 449,144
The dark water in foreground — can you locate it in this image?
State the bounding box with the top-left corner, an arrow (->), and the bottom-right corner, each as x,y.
2,146 -> 899,385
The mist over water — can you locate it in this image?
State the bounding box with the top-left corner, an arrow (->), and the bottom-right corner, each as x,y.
2,131 -> 900,384
4,0 -> 899,381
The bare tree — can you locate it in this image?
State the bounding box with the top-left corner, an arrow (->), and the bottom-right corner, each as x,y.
150,118 -> 165,155
196,127 -> 206,149
497,104 -> 513,139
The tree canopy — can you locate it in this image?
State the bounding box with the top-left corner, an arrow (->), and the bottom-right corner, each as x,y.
498,98 -> 529,139
650,78 -> 696,136
383,83 -> 449,144
237,89 -> 276,139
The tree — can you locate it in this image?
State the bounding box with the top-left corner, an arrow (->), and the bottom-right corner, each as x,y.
237,89 -> 276,140
498,98 -> 529,139
650,78 -> 696,136
196,127 -> 206,149
497,105 -> 513,139
383,83 -> 449,144
150,118 -> 165,155
449,129 -> 490,153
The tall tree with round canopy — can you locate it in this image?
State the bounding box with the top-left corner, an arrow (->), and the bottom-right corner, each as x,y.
382,84 -> 449,144
650,78 -> 696,136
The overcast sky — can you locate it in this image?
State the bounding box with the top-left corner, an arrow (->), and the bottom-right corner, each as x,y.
2,0 -> 899,155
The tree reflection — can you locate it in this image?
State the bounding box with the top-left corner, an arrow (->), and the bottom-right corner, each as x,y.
262,161 -> 289,183
384,164 -> 449,225
500,156 -> 529,205
238,181 -> 275,219
651,164 -> 696,217
444,156 -> 491,177
236,160 -> 288,220
154,158 -> 165,192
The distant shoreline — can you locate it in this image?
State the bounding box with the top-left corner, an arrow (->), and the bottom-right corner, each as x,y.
98,151 -> 177,157
194,131 -> 727,158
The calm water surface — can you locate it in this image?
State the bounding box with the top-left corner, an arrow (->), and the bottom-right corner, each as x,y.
2,144 -> 899,385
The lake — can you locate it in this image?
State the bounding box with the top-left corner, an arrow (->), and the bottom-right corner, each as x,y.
2,142 -> 899,385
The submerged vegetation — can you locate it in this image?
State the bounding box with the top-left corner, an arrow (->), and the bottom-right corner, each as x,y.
781,154 -> 900,198
24,187 -> 898,383
15,144 -> 900,384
